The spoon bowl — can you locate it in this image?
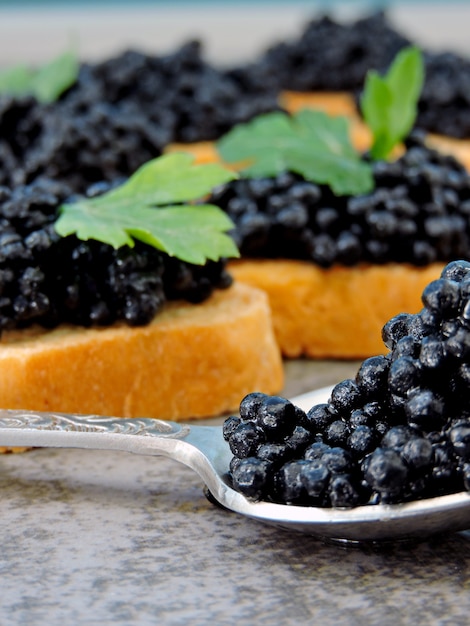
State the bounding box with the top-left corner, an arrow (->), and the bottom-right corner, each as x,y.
0,385 -> 469,542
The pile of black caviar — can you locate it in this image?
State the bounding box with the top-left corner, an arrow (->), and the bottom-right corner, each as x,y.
224,260 -> 470,508
0,39 -> 279,332
230,11 -> 470,139
0,178 -> 231,332
229,12 -> 409,93
0,41 -> 279,193
210,135 -> 470,267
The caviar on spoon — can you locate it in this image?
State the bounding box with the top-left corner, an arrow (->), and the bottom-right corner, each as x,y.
0,379 -> 468,543
225,260 -> 470,510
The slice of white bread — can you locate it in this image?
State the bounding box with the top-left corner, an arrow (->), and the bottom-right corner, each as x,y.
0,282 -> 283,421
229,260 -> 443,359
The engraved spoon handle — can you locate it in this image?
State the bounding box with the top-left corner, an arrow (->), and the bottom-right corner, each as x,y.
0,388 -> 324,454
0,409 -> 197,457
0,389 -> 326,460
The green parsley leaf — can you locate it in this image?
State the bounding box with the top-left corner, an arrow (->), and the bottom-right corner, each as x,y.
0,65 -> 33,96
361,46 -> 424,160
0,49 -> 79,103
217,109 -> 373,196
54,153 -> 240,265
31,50 -> 79,104
291,109 -> 374,196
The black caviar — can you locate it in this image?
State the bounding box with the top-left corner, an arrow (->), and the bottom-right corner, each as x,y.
0,42 -> 279,194
230,11 -> 470,140
0,179 -> 231,332
228,12 -> 409,93
224,260 -> 470,508
417,51 -> 470,139
210,135 -> 470,267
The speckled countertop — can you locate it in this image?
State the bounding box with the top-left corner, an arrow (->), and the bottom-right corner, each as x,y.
1,359 -> 469,626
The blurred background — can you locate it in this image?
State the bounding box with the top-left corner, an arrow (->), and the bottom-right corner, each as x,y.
0,1 -> 469,65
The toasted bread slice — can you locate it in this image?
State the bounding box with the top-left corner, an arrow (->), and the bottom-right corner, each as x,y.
0,282 -> 283,421
229,260 -> 443,359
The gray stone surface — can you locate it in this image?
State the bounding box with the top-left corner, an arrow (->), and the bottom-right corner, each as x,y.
0,360 -> 469,626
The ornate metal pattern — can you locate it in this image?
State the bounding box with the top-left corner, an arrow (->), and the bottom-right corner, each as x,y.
0,410 -> 190,438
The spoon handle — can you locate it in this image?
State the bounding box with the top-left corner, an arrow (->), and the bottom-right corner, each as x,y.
0,409 -> 193,456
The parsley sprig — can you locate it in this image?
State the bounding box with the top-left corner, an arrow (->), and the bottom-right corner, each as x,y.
0,50 -> 79,103
218,109 -> 374,196
54,153 -> 240,265
216,46 -> 424,196
361,46 -> 424,160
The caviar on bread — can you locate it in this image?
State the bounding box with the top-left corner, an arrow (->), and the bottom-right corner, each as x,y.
210,136 -> 470,357
225,260 -> 470,508
172,16 -> 470,363
0,157 -> 284,421
0,281 -> 283,421
205,42 -> 470,359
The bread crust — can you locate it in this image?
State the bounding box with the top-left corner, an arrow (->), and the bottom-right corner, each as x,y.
0,283 -> 283,420
229,260 -> 443,359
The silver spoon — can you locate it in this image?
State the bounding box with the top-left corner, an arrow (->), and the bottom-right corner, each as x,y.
0,385 -> 469,543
